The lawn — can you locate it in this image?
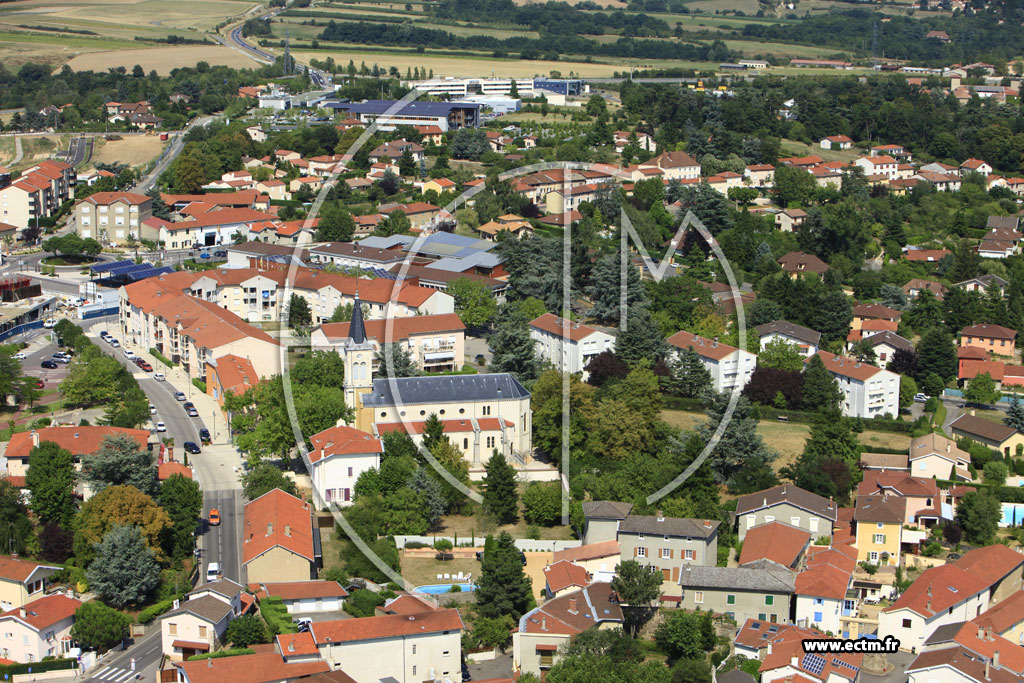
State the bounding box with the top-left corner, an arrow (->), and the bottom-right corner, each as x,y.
779,138 -> 863,163
400,556 -> 481,588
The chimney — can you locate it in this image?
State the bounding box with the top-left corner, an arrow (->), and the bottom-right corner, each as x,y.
541,617 -> 546,630
926,600 -> 931,613
18,608 -> 25,618
704,520 -> 712,528
568,597 -> 578,613
285,524 -> 291,537
207,658 -> 213,669
971,409 -> 976,416
791,656 -> 799,668
985,657 -> 990,680
994,650 -> 1000,669
657,511 -> 665,522
987,626 -> 993,641
31,430 -> 39,447
767,642 -> 773,656
979,626 -> 986,640
266,522 -> 273,535
288,639 -> 295,653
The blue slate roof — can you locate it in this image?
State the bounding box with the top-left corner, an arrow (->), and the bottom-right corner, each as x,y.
361,373 -> 530,407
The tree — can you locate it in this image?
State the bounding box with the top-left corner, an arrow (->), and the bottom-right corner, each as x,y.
696,392 -> 779,493
70,601 -> 130,652
375,208 -> 411,236
407,467 -> 445,528
286,293 -> 312,329
75,485 -> 171,566
86,525 -> 162,608
0,478 -> 32,556
25,440 -> 76,526
774,164 -> 818,207
880,283 -> 907,311
471,614 -> 516,650
965,372 -> 1001,405
662,348 -> 712,398
983,460 -> 1008,485
1005,394 -> 1024,430
889,347 -> 918,377
916,327 -> 957,382
225,614 -> 270,647
84,433 -> 157,495
610,560 -> 662,636
38,522 -> 74,563
448,277 -> 497,329
655,609 -> 716,661
522,481 -> 562,526
476,532 -> 532,620
482,452 -> 519,525
955,490 -> 1001,545
757,338 -> 805,372
584,351 -> 630,387
450,127 -> 490,160
801,355 -> 843,412
374,343 -> 419,377
616,304 -> 668,366
782,412 -> 861,501
241,466 -> 297,500
315,202 -> 356,242
158,473 -> 203,560
488,316 -> 539,382
899,375 -> 919,409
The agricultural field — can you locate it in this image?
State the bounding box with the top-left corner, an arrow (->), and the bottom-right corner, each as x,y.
0,0 -> 258,68
66,44 -> 259,74
90,134 -> 168,169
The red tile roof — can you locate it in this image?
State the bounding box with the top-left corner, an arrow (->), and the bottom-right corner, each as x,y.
0,594 -> 81,631
158,461 -> 193,480
311,608 -> 463,644
667,330 -> 739,361
6,426 -> 150,461
777,251 -> 828,274
905,248 -> 951,262
974,590 -> 1024,634
543,560 -> 590,593
380,594 -> 437,615
948,621 -> 1024,674
961,323 -> 1017,340
210,354 -> 260,397
520,583 -> 622,636
795,562 -> 852,600
81,191 -> 149,206
259,581 -> 349,601
738,521 -> 810,568
316,313 -> 465,343
954,545 -> 1024,587
759,632 -> 863,681
529,313 -> 600,343
308,425 -> 382,464
242,489 -> 314,565
0,556 -> 59,583
809,350 -> 885,382
908,646 -> 1019,683
883,563 -> 991,618
276,631 -> 318,656
552,540 -> 620,564
175,652 -> 329,683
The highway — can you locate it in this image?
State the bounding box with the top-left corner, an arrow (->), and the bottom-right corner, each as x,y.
225,16 -> 330,87
135,115 -> 216,194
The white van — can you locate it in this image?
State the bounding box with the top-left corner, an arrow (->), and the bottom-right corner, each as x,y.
206,562 -> 221,582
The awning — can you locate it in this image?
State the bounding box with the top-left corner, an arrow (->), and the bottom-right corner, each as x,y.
535,644 -> 557,652
423,352 -> 455,361
172,640 -> 210,651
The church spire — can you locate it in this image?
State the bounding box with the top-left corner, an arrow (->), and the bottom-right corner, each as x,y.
349,296 -> 366,344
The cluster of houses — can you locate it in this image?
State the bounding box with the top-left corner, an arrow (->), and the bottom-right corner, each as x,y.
104,100 -> 163,129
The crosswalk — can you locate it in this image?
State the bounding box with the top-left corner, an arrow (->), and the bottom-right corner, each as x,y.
84,665 -> 138,681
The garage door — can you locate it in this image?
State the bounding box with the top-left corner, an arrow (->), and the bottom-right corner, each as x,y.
297,598 -> 316,613
321,597 -> 340,611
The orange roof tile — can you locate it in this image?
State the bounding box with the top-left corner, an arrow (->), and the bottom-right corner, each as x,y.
0,594 -> 81,631
552,540 -> 620,564
158,461 -> 193,480
316,314 -> 465,344
738,521 -> 810,568
311,609 -> 463,644
667,330 -> 739,361
276,631 -> 318,656
529,313 -> 600,343
242,489 -> 314,565
260,581 -> 348,601
380,593 -> 437,615
175,652 -> 328,683
883,564 -> 990,618
954,545 -> 1024,587
308,425 -> 382,464
0,556 -> 59,583
6,426 -> 149,461
543,560 -> 590,593
210,354 -> 260,397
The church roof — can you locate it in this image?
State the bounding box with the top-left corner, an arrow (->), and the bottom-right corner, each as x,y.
349,297 -> 366,344
361,374 -> 530,407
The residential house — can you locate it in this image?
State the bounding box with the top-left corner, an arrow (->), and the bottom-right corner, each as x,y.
614,130 -> 655,154
422,177 -> 456,195
677,561 -> 796,625
637,151 -> 701,181
305,425 -> 383,509
242,489 -> 317,584
735,484 -> 838,541
915,170 -> 962,191
961,159 -> 994,176
922,622 -> 1024,677
906,646 -> 1020,683
477,217 -> 533,240
543,561 -> 591,599
737,522 -> 811,570
545,183 -> 600,215
617,514 -> 720,582
529,313 -> 615,376
872,144 -> 912,160
794,545 -> 857,636
774,209 -> 807,233
974,590 -> 1024,643
667,330 -> 756,393
820,135 -> 854,150
581,501 -> 633,545
909,433 -> 972,481
950,413 -> 1024,457
255,581 -> 348,614
857,331 -> 914,368
75,191 -> 152,244
905,248 -> 952,263
205,354 -> 260,407
744,164 -> 775,186
513,584 -> 622,677
367,139 -> 425,165
161,579 -> 246,660
759,630 -> 863,683
755,320 -> 821,357
903,278 -> 947,300
380,202 -> 441,232
310,609 -> 463,682
954,545 -> 1024,605
172,652 -> 329,683
0,593 -> 81,663
879,563 -> 992,651
960,323 -> 1016,356
852,303 -> 902,330
551,541 -> 621,578
852,494 -> 904,566
956,274 -> 1008,296
777,251 -> 829,279
311,313 -> 466,374
854,155 -> 899,180
859,471 -> 943,528
0,557 -> 60,612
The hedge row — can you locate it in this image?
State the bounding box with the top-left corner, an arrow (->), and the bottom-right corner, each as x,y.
187,648 -> 255,661
260,596 -> 296,635
136,596 -> 178,624
0,659 -> 77,675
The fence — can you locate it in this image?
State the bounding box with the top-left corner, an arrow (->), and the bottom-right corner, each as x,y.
0,319 -> 44,342
392,535 -> 581,552
79,303 -> 118,319
944,388 -> 1017,405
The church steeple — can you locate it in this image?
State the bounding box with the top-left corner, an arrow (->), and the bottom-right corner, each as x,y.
349,296 -> 366,344
342,295 -> 374,430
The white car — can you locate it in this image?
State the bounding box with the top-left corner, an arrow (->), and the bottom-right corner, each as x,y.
123,349 -> 135,359
155,421 -> 166,432
206,562 -> 221,582
149,404 -> 157,415
154,372 -> 166,382
42,319 -> 55,329
13,352 -> 26,360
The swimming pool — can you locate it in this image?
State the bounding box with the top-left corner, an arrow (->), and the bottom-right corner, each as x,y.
413,583 -> 478,595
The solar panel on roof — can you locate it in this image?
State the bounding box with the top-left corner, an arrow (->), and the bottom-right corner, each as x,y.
802,654 -> 826,676
107,263 -> 149,277
122,266 -> 174,282
91,259 -> 133,273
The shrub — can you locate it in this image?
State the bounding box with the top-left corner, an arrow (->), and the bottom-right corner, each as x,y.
922,541 -> 943,557
344,589 -> 385,618
187,648 -> 255,661
136,597 -> 179,624
192,378 -> 206,393
259,596 -> 296,635
434,539 -> 453,552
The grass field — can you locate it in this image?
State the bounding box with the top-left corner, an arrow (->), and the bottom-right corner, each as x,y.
66,44 -> 258,74
0,135 -> 65,172
779,137 -> 863,163
91,135 -> 168,168
660,409 -> 912,472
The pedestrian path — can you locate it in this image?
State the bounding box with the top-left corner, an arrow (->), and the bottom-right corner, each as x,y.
84,665 -> 138,681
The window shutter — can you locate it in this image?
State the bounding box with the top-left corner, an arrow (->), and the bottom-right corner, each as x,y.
633,547 -> 638,557
669,549 -> 674,558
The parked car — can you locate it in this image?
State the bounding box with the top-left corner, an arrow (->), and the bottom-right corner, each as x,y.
104,335 -> 116,344
42,319 -> 55,328
213,250 -> 227,258
183,441 -> 201,455
174,391 -> 186,401
913,393 -> 928,403
294,617 -> 312,633
123,349 -> 135,359
187,407 -> 199,417
51,355 -> 70,364
98,331 -> 108,339
137,361 -> 153,372
149,404 -> 157,415
108,339 -> 120,348
183,401 -> 195,410
199,252 -> 211,260
206,562 -> 220,581
13,352 -> 26,360
40,360 -> 57,369
155,421 -> 166,432
34,379 -> 44,389
154,372 -> 166,381
198,428 -> 211,443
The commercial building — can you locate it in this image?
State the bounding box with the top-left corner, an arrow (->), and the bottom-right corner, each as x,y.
410,77 -> 536,97
324,100 -> 482,132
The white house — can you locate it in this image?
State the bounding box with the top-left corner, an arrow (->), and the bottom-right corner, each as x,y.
808,350 -> 900,419
667,330 -> 756,392
529,313 -> 615,376
854,155 -> 899,180
310,609 -> 464,682
160,579 -> 246,661
0,593 -> 81,663
794,546 -> 856,637
755,320 -> 821,357
878,564 -> 990,652
255,581 -> 348,613
820,135 -> 853,150
305,425 -> 383,508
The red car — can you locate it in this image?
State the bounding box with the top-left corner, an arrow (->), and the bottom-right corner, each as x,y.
138,361 -> 153,372
34,379 -> 44,389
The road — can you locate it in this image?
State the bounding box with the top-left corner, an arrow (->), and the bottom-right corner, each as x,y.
10,135 -> 23,165
73,320 -> 243,681
226,15 -> 329,86
65,135 -> 91,167
135,117 -> 212,194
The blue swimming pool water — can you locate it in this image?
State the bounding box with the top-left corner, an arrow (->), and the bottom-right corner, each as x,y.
413,583 -> 478,594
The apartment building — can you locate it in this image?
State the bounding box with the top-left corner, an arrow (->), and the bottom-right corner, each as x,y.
305,425 -> 383,508
242,489 -> 317,584
312,313 -> 466,373
75,191 -> 152,244
808,350 -> 900,419
667,330 -> 756,392
0,160 -> 74,231
959,323 -> 1017,356
528,313 -> 615,376
637,151 -> 701,180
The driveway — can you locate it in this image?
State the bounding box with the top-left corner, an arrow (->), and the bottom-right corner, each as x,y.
859,650 -> 916,683
466,652 -> 513,682
465,335 -> 492,368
